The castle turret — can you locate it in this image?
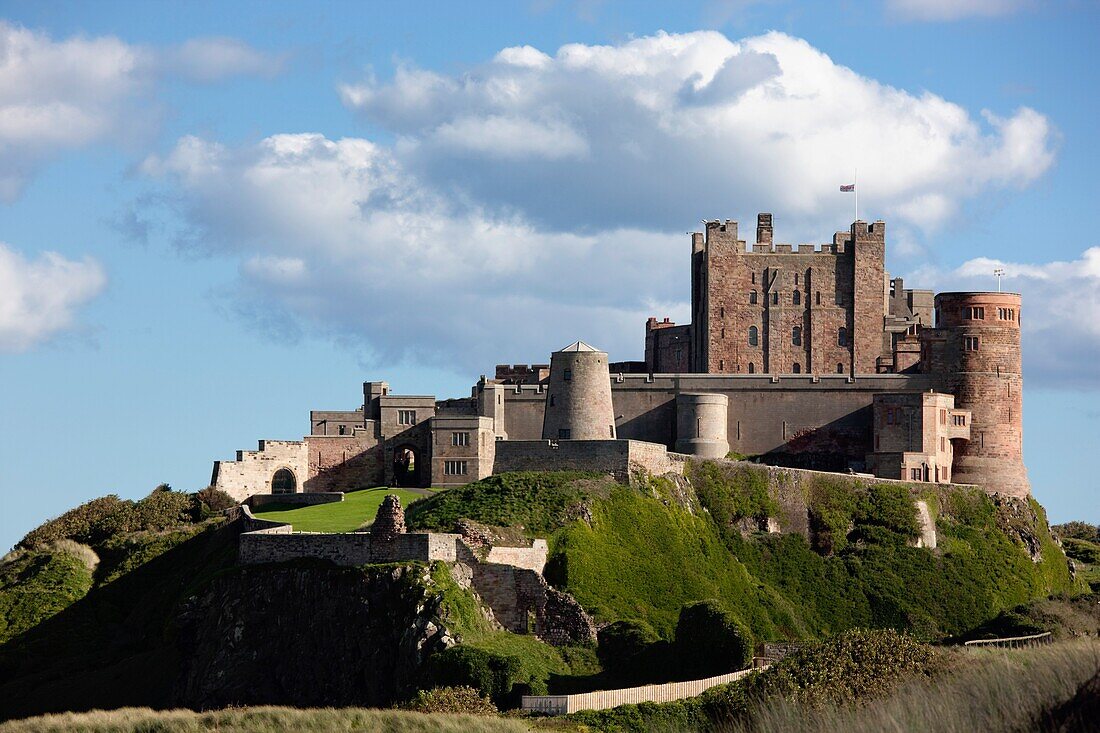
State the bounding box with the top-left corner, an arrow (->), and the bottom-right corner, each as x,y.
927,292 -> 1028,497
542,341 -> 616,440
675,393 -> 729,458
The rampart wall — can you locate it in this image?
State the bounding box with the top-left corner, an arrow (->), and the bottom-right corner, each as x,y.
493,439 -> 686,480
239,528 -> 460,566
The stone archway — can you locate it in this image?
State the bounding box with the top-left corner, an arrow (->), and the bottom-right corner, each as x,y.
271,468 -> 297,494
392,445 -> 421,488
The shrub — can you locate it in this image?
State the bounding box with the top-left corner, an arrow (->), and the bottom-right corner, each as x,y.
597,619 -> 660,672
1052,521 -> 1100,543
192,486 -> 237,519
130,488 -> 193,531
405,686 -> 499,715
675,600 -> 754,677
687,461 -> 778,528
1062,538 -> 1100,566
422,646 -> 522,706
745,628 -> 940,707
18,495 -> 134,549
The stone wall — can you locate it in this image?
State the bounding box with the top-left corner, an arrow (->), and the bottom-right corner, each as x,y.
493,439 -> 685,480
239,528 -> 460,566
213,440 -> 309,502
305,431 -> 384,492
483,539 -> 548,572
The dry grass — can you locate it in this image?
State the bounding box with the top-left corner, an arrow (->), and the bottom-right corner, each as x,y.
722,640 -> 1100,733
0,706 -> 534,733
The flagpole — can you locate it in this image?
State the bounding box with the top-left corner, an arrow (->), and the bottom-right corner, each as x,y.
854,168 -> 858,223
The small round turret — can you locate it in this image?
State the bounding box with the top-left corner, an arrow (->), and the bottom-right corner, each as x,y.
931,292 -> 1028,497
542,341 -> 616,440
675,393 -> 729,458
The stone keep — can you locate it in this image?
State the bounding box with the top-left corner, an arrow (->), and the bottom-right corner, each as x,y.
542,341 -> 617,440
675,393 -> 730,459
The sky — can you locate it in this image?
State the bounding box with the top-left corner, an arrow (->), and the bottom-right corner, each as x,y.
1,0 -> 1098,552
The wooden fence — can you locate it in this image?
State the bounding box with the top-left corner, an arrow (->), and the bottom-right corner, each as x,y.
963,631 -> 1053,649
521,667 -> 758,716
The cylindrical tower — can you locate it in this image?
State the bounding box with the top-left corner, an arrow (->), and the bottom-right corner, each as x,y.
542,341 -> 616,440
931,292 -> 1028,497
675,393 -> 729,458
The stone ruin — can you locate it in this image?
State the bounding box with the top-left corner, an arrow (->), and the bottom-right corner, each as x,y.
370,494 -> 406,542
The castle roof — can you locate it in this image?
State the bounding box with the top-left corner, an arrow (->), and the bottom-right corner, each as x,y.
557,340 -> 601,353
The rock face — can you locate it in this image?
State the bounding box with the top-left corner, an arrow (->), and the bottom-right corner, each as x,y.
173,563 -> 451,709
371,495 -> 406,541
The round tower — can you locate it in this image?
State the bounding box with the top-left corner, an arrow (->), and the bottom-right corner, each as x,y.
675,393 -> 729,459
542,341 -> 616,440
931,292 -> 1029,497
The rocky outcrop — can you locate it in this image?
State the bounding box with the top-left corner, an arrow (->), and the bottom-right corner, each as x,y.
173,563 -> 453,709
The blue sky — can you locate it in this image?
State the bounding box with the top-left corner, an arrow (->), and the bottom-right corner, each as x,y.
1,0 -> 1097,551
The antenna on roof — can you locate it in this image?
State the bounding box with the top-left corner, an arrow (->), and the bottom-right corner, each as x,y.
994,267 -> 1005,292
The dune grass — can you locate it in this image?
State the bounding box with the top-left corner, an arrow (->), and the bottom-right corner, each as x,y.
251,488 -> 424,533
0,706 -> 533,732
724,640 -> 1100,733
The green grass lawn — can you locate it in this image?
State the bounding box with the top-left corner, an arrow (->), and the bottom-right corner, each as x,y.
251,488 -> 425,533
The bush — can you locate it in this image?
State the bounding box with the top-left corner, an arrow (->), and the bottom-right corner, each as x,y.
597,620 -> 659,672
746,628 -> 940,707
405,686 -> 498,715
1052,521 -> 1100,543
130,488 -> 193,531
192,486 -> 237,519
18,495 -> 134,549
675,600 -> 754,677
422,646 -> 522,706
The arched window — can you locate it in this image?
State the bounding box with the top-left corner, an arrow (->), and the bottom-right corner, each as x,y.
792,326 -> 802,346
748,362 -> 755,374
837,362 -> 844,374
838,326 -> 848,347
792,363 -> 801,374
271,468 -> 296,495
748,326 -> 759,346
749,290 -> 758,304
793,290 -> 801,305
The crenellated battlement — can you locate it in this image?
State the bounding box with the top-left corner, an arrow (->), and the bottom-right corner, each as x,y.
697,213 -> 886,256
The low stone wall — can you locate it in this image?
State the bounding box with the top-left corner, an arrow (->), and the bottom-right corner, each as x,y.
493,439 -> 684,480
522,668 -> 757,715
227,505 -> 292,534
483,540 -> 548,572
238,525 -> 460,566
247,492 -> 344,509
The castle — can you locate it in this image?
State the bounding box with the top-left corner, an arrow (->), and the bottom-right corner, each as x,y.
212,214 -> 1028,501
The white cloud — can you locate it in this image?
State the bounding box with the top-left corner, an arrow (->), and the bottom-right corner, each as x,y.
143,132 -> 685,369
907,248 -> 1100,388
0,243 -> 106,352
162,37 -> 285,82
886,0 -> 1032,22
339,30 -> 1055,239
0,21 -> 283,200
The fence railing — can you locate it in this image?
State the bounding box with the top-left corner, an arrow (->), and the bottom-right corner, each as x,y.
963,631 -> 1053,649
521,667 -> 759,716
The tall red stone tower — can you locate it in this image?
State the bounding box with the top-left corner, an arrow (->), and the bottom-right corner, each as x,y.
925,292 -> 1029,497
851,221 -> 887,374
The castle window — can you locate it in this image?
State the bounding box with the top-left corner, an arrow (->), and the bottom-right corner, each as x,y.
793,290 -> 801,305
451,431 -> 470,447
721,328 -> 726,339
719,359 -> 724,370
998,307 -> 1015,321
886,407 -> 895,425
792,326 -> 802,346
794,273 -> 799,285
398,409 -> 417,425
549,394 -> 556,407
953,414 -> 966,426
940,437 -> 946,452
720,307 -> 725,317
748,326 -> 759,346
838,327 -> 848,347
751,272 -> 756,284
443,460 -> 468,476
748,363 -> 755,374
837,362 -> 844,374
964,336 -> 980,351
338,425 -> 346,435
772,292 -> 779,305
910,467 -> 922,481
940,409 -> 947,425
966,306 -> 985,320
749,291 -> 757,304
563,368 -> 572,382
558,428 -> 571,439
792,363 -> 801,374
816,291 -> 821,305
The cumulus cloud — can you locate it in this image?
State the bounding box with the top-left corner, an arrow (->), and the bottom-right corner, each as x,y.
907,248 -> 1100,389
0,21 -> 282,200
340,30 -> 1055,238
143,133 -> 685,369
885,0 -> 1032,22
0,243 -> 106,352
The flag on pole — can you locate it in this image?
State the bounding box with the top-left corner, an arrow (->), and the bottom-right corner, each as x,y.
840,184 -> 855,192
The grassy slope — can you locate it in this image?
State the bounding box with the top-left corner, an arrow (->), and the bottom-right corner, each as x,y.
252,488 -> 424,532
0,707 -> 531,733
0,545 -> 95,644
